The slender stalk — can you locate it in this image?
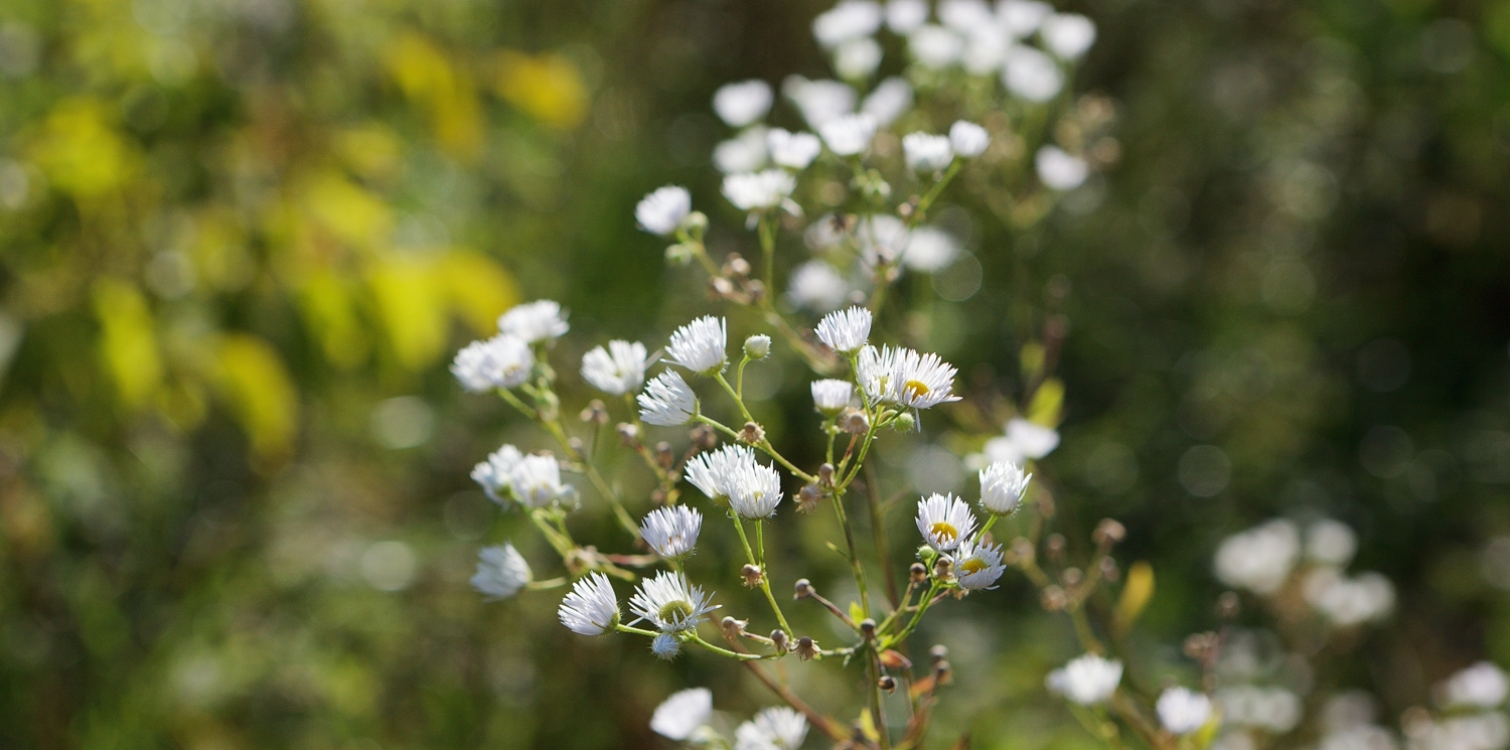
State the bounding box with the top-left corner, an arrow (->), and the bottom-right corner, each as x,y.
868,649 -> 892,750
757,213 -> 776,296
710,373 -> 816,482
885,581 -> 943,648
865,462 -> 901,608
738,660 -> 851,742
688,632 -> 766,661
830,489 -> 871,617
733,516 -> 794,635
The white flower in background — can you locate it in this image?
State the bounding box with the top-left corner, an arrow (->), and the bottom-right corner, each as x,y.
735,707 -> 810,750
1304,569 -> 1395,626
1040,13 -> 1096,59
858,214 -> 911,265
939,0 -> 995,31
804,213 -> 848,251
639,370 -> 698,426
979,460 -> 1031,515
640,505 -> 703,559
581,340 -> 649,396
723,169 -> 797,211
1003,45 -> 1064,102
1036,145 -> 1089,190
472,543 -> 532,600
861,76 -> 915,126
962,29 -> 1009,74
949,120 -> 990,157
1438,662 -> 1510,709
835,37 -> 884,79
715,126 -> 771,174
629,570 -> 719,632
636,185 -> 692,235
767,128 -> 822,169
1408,714 -> 1510,750
886,0 -> 929,33
498,300 -> 570,343
903,132 -> 955,173
982,417 -> 1061,463
558,572 -> 619,635
651,632 -> 682,661
953,540 -> 1006,589
452,334 -> 534,391
509,453 -> 576,508
1218,686 -> 1302,733
1047,654 -> 1123,705
784,76 -> 857,128
910,25 -> 964,69
787,261 -> 850,312
811,379 -> 855,415
813,0 -> 883,47
651,687 -> 714,740
816,306 -> 873,353
666,315 -> 728,374
713,79 -> 774,127
471,443 -> 524,504
1306,518 -> 1358,567
1214,519 -> 1300,594
1158,687 -> 1214,735
727,459 -> 784,519
902,226 -> 959,272
684,444 -> 757,500
880,346 -> 961,409
997,0 -> 1053,37
916,493 -> 978,551
819,112 -> 879,156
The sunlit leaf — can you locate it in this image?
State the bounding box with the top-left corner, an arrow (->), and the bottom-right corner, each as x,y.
92,279 -> 162,411
368,258 -> 446,371
495,50 -> 589,130
28,98 -> 138,200
1027,377 -> 1064,427
385,32 -> 483,159
437,250 -> 520,335
300,271 -> 370,369
1113,561 -> 1155,635
213,334 -> 298,464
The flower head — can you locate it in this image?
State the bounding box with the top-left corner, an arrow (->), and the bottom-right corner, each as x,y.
452,334 -> 534,391
471,444 -> 524,504
811,379 -> 855,415
636,186 -> 692,235
651,687 -> 713,740
714,79 -> 774,127
684,444 -> 757,501
813,0 -> 883,47
509,453 -> 576,509
558,572 -> 619,635
1040,13 -> 1096,59
640,505 -> 703,559
783,76 -> 856,128
629,571 -> 719,632
651,632 -> 682,661
953,540 -> 1006,590
666,315 -> 728,374
903,132 -> 955,173
787,261 -> 850,312
1305,518 -> 1358,567
471,543 -> 532,600
857,214 -> 911,266
999,0 -> 1052,36
886,0 -> 929,33
767,128 -> 822,169
715,127 -> 771,174
862,77 -> 914,126
1036,146 -> 1089,190
979,461 -> 1031,515
728,459 -> 785,519
1157,687 -> 1213,735
916,493 -> 977,551
1214,519 -> 1300,594
910,25 -> 964,69
834,37 -> 884,79
1047,654 -> 1123,705
949,120 -> 990,157
1438,662 -> 1510,709
938,0 -> 993,30
735,707 -> 810,750
723,169 -> 797,212
581,340 -> 649,396
498,300 -> 569,344
1003,46 -> 1063,102
816,306 -> 873,353
819,112 -> 879,156
902,226 -> 959,272
862,345 -> 960,409
983,418 -> 1061,462
638,370 -> 699,426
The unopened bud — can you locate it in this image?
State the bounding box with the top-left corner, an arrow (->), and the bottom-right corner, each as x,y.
1099,556 -> 1119,582
794,579 -> 814,599
1217,591 -> 1241,619
818,463 -> 835,485
795,636 -> 818,661
929,645 -> 948,663
740,421 -> 765,444
710,276 -> 736,297
683,211 -> 708,234
890,411 -> 916,432
745,279 -> 766,303
1045,533 -> 1067,563
651,488 -> 668,505
770,629 -> 789,653
721,616 -> 747,640
665,243 -> 695,266
725,253 -> 751,278
840,408 -> 870,435
878,675 -> 898,693
909,562 -> 928,583
1011,537 -> 1035,566
859,619 -> 877,640
741,563 -> 765,587
581,400 -> 608,424
656,442 -> 674,469
1062,567 -> 1083,587
797,484 -> 822,513
743,334 -> 771,360
934,660 -> 952,682
1093,518 -> 1126,545
1041,585 -> 1067,611
933,556 -> 952,579
617,422 -> 640,446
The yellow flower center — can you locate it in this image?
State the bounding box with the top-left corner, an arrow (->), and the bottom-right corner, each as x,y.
929,521 -> 959,543
960,558 -> 989,575
903,379 -> 930,400
659,600 -> 694,622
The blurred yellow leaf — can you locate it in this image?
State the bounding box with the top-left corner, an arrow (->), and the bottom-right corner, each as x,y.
336,124 -> 403,181
300,272 -> 370,369
1019,341 -> 1046,383
1113,561 -> 1155,635
368,258 -> 446,371
437,250 -> 520,334
858,708 -> 880,742
301,170 -> 393,250
1026,377 -> 1063,427
495,50 -> 589,130
92,279 -> 162,411
385,32 -> 482,159
848,600 -> 866,625
213,334 -> 298,463
29,98 -> 138,199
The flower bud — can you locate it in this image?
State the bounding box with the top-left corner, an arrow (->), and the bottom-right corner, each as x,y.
580,400 -> 608,424
794,579 -> 814,599
617,422 -> 640,446
840,408 -> 870,435
770,629 -> 789,653
721,616 -> 747,640
711,277 -> 736,297
917,545 -> 939,569
665,243 -> 695,266
1041,585 -> 1067,611
740,421 -> 766,444
1045,533 -> 1067,563
878,675 -> 897,693
725,254 -> 752,278
689,424 -> 717,449
1011,537 -> 1035,566
683,210 -> 709,235
656,442 -> 674,469
1099,556 -> 1119,583
795,636 -> 819,661
741,563 -> 765,587
933,556 -> 952,579
1093,518 -> 1127,545
859,619 -> 877,641
1062,567 -> 1083,587
743,334 -> 771,360
890,411 -> 916,432
929,645 -> 948,663
818,463 -> 835,485
909,562 -> 928,583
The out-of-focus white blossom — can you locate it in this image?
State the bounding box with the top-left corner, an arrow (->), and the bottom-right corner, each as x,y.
1158,687 -> 1214,735
1219,685 -> 1303,733
715,127 -> 771,174
472,543 -> 532,600
979,460 -> 1031,515
886,0 -> 929,33
452,334 -> 534,391
835,37 -> 884,79
1407,712 -> 1510,750
862,77 -> 915,126
982,418 -> 1061,464
499,300 -> 570,343
962,29 -> 1010,74
997,0 -> 1053,37
819,112 -> 879,156
858,214 -> 911,265
1215,519 -> 1301,594
767,128 -> 822,169
949,120 -> 991,157
813,0 -> 884,47
558,572 -> 619,635
735,707 -> 809,750
714,79 -> 774,127
784,76 -> 857,128
509,453 -> 576,508
1003,45 -> 1064,102
629,571 -> 718,632
723,169 -> 797,211
651,688 -> 713,740
811,379 -> 855,414
1047,654 -> 1123,705
1306,518 -> 1358,567
1438,662 -> 1510,710
903,132 -> 955,173
788,261 -> 851,312
939,0 -> 995,31
916,493 -> 977,551
910,25 -> 964,69
639,370 -> 698,426
1304,569 -> 1395,626
1040,13 -> 1096,59
902,226 -> 959,272
1036,145 -> 1089,190
816,306 -> 873,353
581,340 -> 649,396
636,185 -> 692,235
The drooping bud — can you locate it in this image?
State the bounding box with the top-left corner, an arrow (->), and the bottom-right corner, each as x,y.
840,408 -> 870,435
1062,567 -> 1083,587
741,563 -> 765,587
1093,518 -> 1127,545
1041,585 -> 1067,611
689,424 -> 717,449
656,442 -> 674,469
1099,556 -> 1119,583
1011,537 -> 1035,566
725,253 -> 751,278
794,579 -> 814,599
665,243 -> 695,266
880,650 -> 913,670
909,562 -> 928,583
929,645 -> 948,664
818,463 -> 835,485
798,484 -> 822,513
878,675 -> 898,693
721,616 -> 748,640
683,211 -> 709,235
711,276 -> 736,298
1045,533 -> 1067,563
740,421 -> 766,445
770,629 -> 789,653
568,436 -> 585,454
795,636 -> 819,660
743,334 -> 771,360
581,399 -> 608,424
933,556 -> 952,579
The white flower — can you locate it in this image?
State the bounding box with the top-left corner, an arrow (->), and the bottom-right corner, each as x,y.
581,340 -> 649,396
819,112 -> 879,156
979,461 -> 1031,514
962,29 -> 1009,74
509,453 -> 576,508
783,76 -> 857,128
629,570 -> 719,632
835,37 -> 884,79
861,77 -> 915,127
787,261 -> 850,312
723,169 -> 797,211
886,0 -> 929,33
666,315 -> 728,374
651,687 -> 713,740
1218,686 -> 1302,732
1407,714 -> 1510,750
471,444 -> 524,504
684,444 -> 757,500
816,306 -> 873,353
903,132 -> 955,173
997,0 -> 1053,37
558,572 -> 619,635
939,0 -> 995,31
1003,46 -> 1064,102
813,0 -> 883,47
640,505 -> 703,558
744,334 -> 771,360
1040,13 -> 1096,59
715,126 -> 771,174
953,540 -> 1006,589
909,25 -> 964,69
1158,687 -> 1214,735
498,300 -> 570,343
1305,518 -> 1358,567
471,543 -> 532,600
857,214 -> 911,265
949,120 -> 990,157
1438,662 -> 1510,709
714,79 -> 774,127
768,128 -> 822,169
735,707 -> 810,750
452,334 -> 534,391
812,379 -> 855,414
864,345 -> 960,409
1303,569 -> 1395,626
1036,145 -> 1088,190
727,458 -> 784,519
902,226 -> 959,272
1047,654 -> 1123,705
916,493 -> 977,551
804,213 -> 847,251
983,418 -> 1061,462
636,186 -> 692,235
639,370 -> 699,426
651,632 -> 682,661
1214,519 -> 1300,594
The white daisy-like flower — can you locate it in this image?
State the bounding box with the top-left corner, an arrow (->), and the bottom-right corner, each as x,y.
498,300 -> 570,344
902,226 -> 959,272
861,76 -> 914,127
835,37 -> 884,79
903,132 -> 955,173
962,28 -> 1009,74
949,120 -> 990,157
856,344 -> 900,402
1040,13 -> 1096,59
1003,45 -> 1064,102
715,127 -> 771,174
916,493 -> 977,551
651,632 -> 682,661
1438,662 -> 1510,709
651,687 -> 714,740
471,444 -> 524,504
1303,569 -> 1395,626
953,540 -> 1006,589
938,0 -> 994,31
727,459 -> 784,519
787,261 -> 850,312
640,505 -> 703,559
997,0 -> 1053,37
581,340 -> 649,396
767,129 -> 822,169
735,707 -> 810,750
471,543 -> 533,600
1036,145 -> 1088,190
783,76 -> 857,128
1046,654 -> 1123,705
983,418 -> 1061,462
883,347 -> 961,409
558,572 -> 619,635
629,570 -> 719,633
819,112 -> 879,157
886,0 -> 929,33
813,0 -> 883,47
1213,519 -> 1300,594
713,79 -> 774,128
509,453 -> 576,508
910,25 -> 964,69
723,169 -> 797,212
979,460 -> 1031,515
638,370 -> 699,426
452,334 -> 534,391
1305,518 -> 1358,567
816,306 -> 873,353
1157,687 -> 1213,735
857,214 -> 911,265
684,444 -> 757,501
665,315 -> 728,374
811,379 -> 855,415
636,186 -> 692,236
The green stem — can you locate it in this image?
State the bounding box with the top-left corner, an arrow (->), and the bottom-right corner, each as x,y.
711,372 -> 816,483
690,632 -> 766,661
734,516 -> 794,635
886,581 -> 942,648
831,489 -> 870,618
758,213 -> 776,297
